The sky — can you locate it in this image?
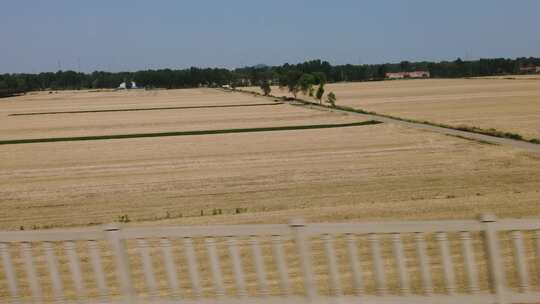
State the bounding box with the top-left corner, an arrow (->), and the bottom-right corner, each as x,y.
1,0 -> 540,73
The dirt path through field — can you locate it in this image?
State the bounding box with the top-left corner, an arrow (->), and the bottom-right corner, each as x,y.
247,94 -> 540,152
325,106 -> 540,152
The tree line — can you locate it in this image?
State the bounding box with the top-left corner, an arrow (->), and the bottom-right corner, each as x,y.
1,57 -> 539,94
256,70 -> 337,107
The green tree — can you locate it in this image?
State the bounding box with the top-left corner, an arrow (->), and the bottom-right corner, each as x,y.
1,57 -> 538,93
400,60 -> 411,72
279,70 -> 303,98
315,83 -> 325,104
15,78 -> 28,91
298,73 -> 316,96
312,72 -> 327,85
259,80 -> 271,96
326,92 -> 337,107
376,65 -> 388,79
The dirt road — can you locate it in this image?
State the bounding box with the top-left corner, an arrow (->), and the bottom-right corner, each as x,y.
287,100 -> 540,153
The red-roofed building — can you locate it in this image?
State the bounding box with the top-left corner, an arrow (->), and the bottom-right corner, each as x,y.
519,65 -> 540,74
385,71 -> 430,79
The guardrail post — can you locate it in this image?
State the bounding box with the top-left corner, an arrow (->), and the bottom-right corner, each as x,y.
480,214 -> 507,304
104,224 -> 134,303
290,218 -> 317,301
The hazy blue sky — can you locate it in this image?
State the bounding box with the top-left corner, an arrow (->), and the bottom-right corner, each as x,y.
2,0 -> 539,73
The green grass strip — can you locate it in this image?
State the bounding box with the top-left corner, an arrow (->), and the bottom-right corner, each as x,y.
0,120 -> 381,145
9,102 -> 283,116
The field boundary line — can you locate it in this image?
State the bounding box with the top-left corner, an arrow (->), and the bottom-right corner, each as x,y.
8,102 -> 284,116
0,120 -> 381,145
229,88 -> 540,151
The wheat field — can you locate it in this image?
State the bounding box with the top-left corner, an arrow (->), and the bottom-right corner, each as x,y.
1,88 -> 540,230
1,87 -> 540,302
244,78 -> 540,140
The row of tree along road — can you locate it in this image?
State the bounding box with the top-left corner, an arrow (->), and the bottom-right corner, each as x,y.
258,71 -> 337,107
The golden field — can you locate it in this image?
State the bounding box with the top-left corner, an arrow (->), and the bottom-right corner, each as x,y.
1,87 -> 540,302
245,78 -> 540,140
1,88 -> 540,230
1,92 -> 359,140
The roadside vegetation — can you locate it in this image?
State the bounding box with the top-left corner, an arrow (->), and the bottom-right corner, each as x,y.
324,103 -> 540,145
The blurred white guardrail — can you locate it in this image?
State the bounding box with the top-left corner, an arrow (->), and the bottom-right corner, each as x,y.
1,214 -> 539,304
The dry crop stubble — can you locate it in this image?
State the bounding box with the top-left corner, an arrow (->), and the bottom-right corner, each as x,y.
242,78 -> 540,140
1,88 -> 540,302
1,123 -> 540,229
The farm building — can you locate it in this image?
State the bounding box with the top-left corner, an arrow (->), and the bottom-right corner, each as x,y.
519,65 -> 540,73
385,72 -> 405,79
407,71 -> 430,78
117,81 -> 138,89
385,71 -> 430,79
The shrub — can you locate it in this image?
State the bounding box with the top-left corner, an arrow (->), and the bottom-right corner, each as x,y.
259,80 -> 271,96
235,207 -> 248,214
118,214 -> 130,223
326,92 -> 337,107
316,84 -> 325,104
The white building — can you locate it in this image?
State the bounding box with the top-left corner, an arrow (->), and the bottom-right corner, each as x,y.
385,72 -> 405,79
118,81 -> 138,89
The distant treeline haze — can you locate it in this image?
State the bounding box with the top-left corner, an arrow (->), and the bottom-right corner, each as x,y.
1,57 -> 539,93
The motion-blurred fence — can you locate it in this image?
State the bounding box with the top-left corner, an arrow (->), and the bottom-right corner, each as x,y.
1,214 -> 540,303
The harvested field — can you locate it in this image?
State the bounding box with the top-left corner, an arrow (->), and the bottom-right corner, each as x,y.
0,89 -> 265,113
243,78 -> 540,140
474,74 -> 540,80
1,87 -> 539,229
1,88 -> 540,303
0,121 -> 381,145
1,89 -> 363,140
1,113 -> 540,230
